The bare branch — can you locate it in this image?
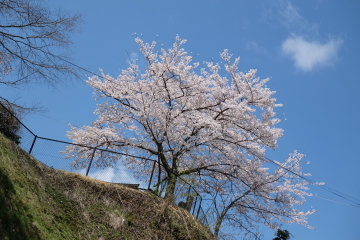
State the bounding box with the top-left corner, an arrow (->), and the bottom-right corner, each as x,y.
0,0 -> 82,87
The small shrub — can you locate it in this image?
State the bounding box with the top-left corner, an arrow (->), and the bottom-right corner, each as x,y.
0,101 -> 21,144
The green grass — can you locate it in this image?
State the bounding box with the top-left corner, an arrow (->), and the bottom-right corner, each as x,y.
0,133 -> 213,240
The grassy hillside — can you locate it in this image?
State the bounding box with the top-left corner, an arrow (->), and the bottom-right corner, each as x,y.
0,133 -> 213,240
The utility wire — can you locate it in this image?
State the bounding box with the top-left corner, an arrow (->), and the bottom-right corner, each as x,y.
256,153 -> 360,207
313,194 -> 360,208
61,57 -> 102,78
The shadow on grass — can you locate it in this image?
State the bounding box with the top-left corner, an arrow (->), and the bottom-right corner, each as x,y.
0,168 -> 41,240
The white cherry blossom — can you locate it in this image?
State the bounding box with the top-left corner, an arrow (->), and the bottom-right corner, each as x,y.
65,36 -> 317,239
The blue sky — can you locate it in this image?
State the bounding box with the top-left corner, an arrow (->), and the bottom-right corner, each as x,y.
2,0 -> 360,239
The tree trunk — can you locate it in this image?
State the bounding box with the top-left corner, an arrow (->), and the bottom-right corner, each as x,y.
214,190 -> 252,239
214,214 -> 224,240
164,172 -> 177,201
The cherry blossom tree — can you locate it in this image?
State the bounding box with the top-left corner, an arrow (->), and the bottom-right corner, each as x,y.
65,36 -> 317,239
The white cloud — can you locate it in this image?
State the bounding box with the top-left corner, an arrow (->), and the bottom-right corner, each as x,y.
281,35 -> 343,71
79,163 -> 148,188
245,41 -> 266,53
280,1 -> 303,27
277,0 -> 319,33
88,167 -> 116,182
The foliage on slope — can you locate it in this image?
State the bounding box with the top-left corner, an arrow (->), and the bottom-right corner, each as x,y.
0,134 -> 213,240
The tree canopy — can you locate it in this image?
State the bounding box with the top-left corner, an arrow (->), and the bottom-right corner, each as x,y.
273,229 -> 291,240
65,36 -> 317,239
0,98 -> 22,144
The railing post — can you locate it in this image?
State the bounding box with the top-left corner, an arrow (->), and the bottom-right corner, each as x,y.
192,194 -> 198,215
148,160 -> 156,190
85,148 -> 96,176
196,197 -> 203,219
29,135 -> 38,154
